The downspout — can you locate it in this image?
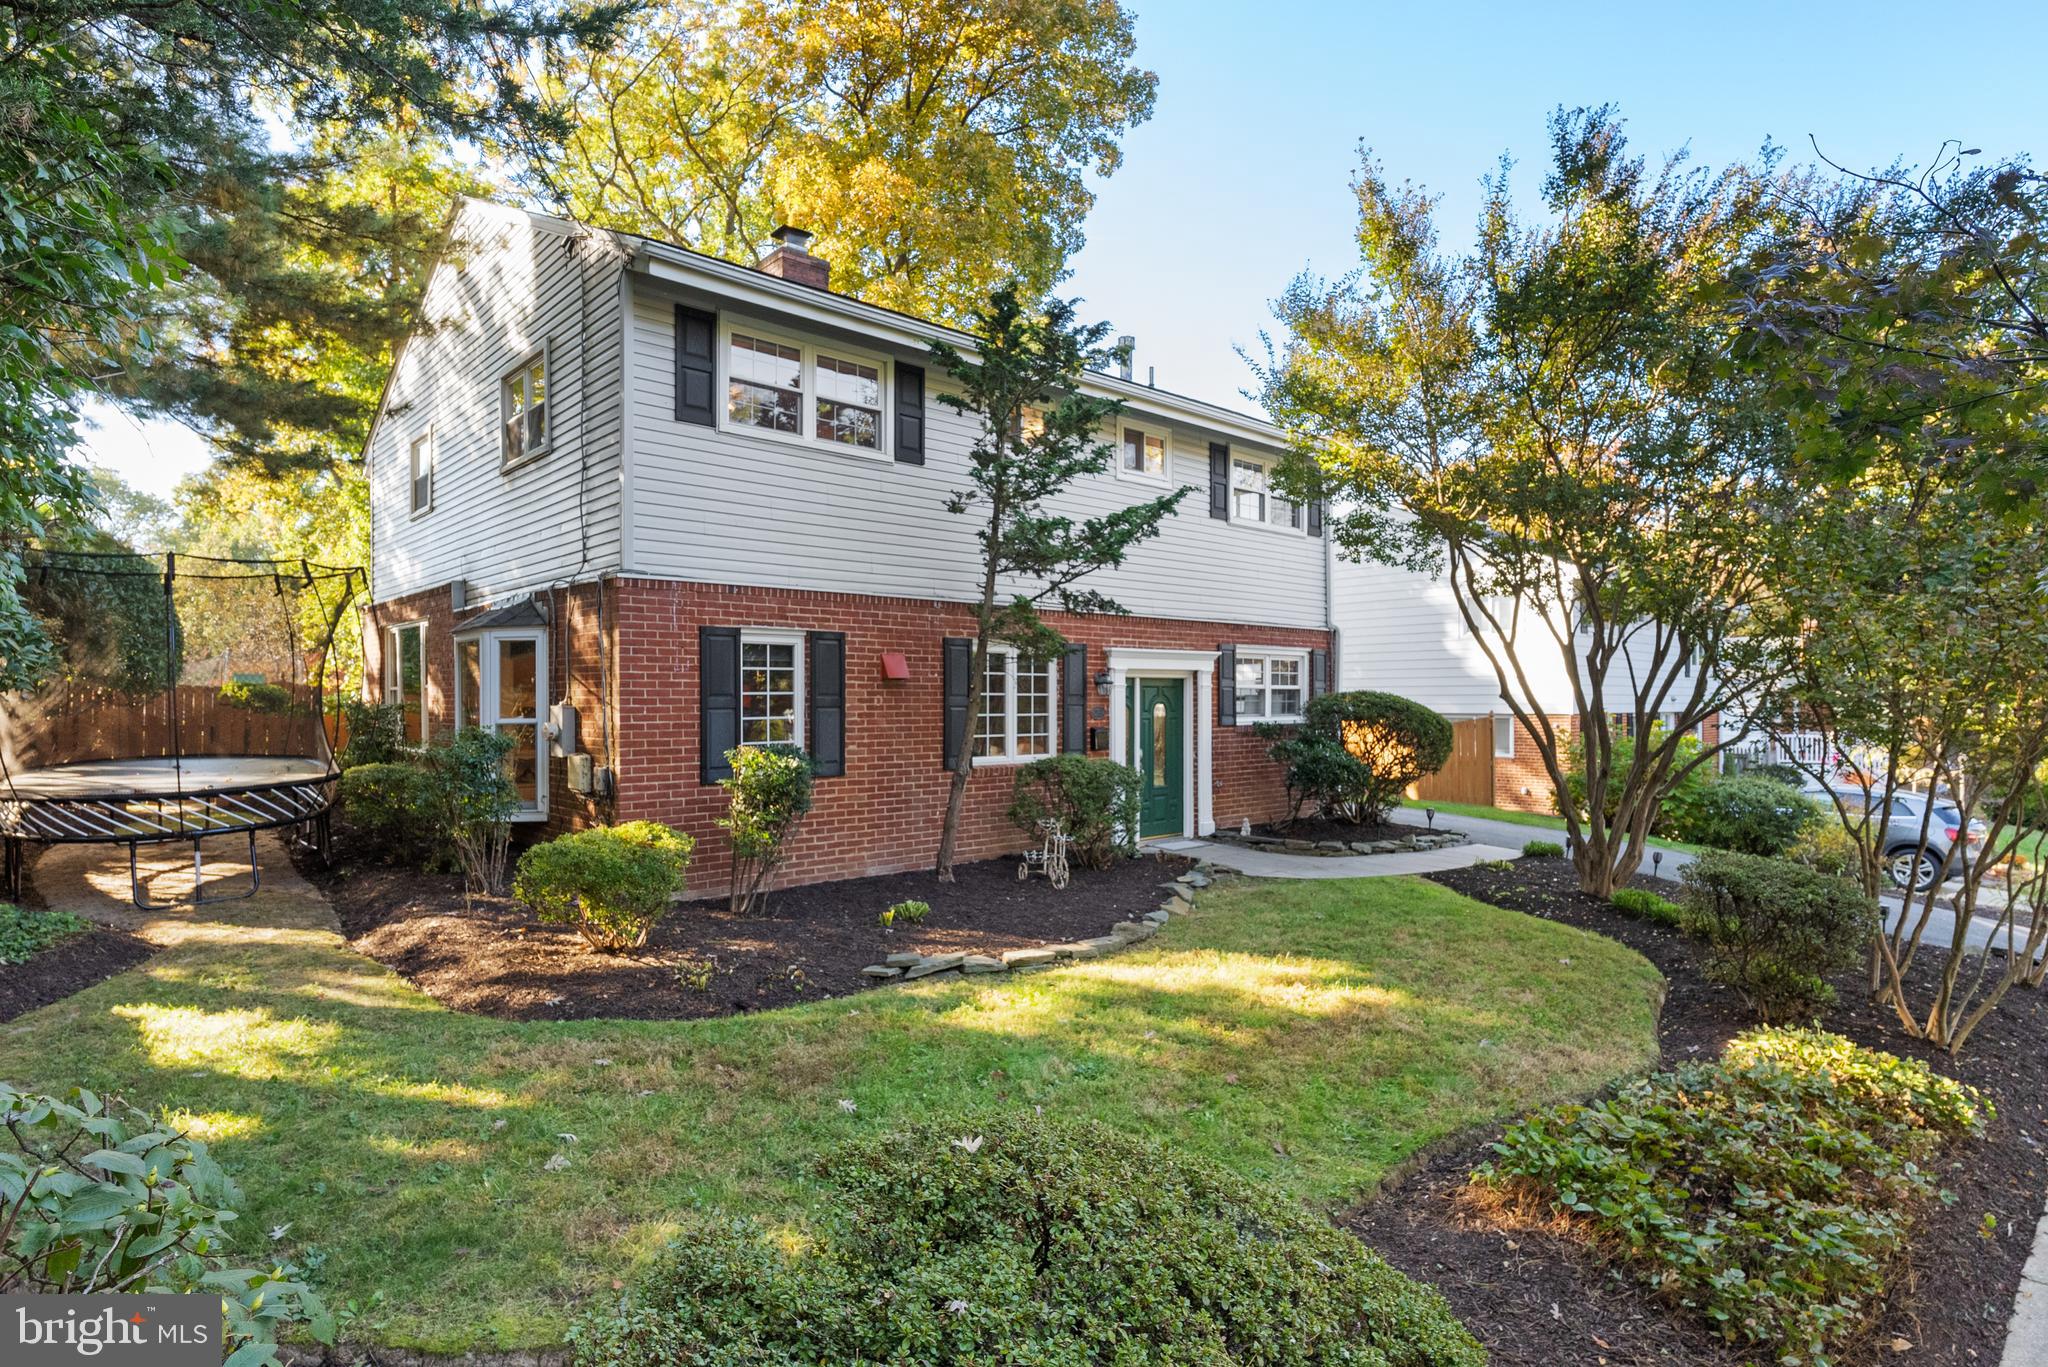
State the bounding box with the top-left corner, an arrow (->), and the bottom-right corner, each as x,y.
1323,509 -> 1339,688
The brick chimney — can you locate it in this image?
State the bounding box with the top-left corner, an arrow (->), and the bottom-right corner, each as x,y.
756,225 -> 830,290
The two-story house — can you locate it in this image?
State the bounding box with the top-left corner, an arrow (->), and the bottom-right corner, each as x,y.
362,198 -> 1332,889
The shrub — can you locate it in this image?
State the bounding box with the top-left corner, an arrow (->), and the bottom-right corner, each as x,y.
1478,1028 -> 1985,1361
1562,726 -> 1708,836
1679,850 -> 1876,1021
427,727 -> 520,894
217,678 -> 297,713
718,745 -> 814,913
338,761 -> 443,867
515,822 -> 693,952
1789,818 -> 1864,881
1669,774 -> 1819,856
0,903 -> 88,963
573,1111 -> 1483,1367
1610,887 -> 1685,928
1006,755 -> 1140,869
1261,690 -> 1454,826
1522,839 -> 1564,858
0,1082 -> 342,1359
336,696 -> 406,768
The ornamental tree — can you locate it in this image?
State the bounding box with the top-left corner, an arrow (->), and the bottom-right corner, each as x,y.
1257,107 -> 1813,896
929,284 -> 1187,878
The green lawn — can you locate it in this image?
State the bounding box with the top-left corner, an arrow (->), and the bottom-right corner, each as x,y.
0,873 -> 1661,1352
1419,799 -> 1707,855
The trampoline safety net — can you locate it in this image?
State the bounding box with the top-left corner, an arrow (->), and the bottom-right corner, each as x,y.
1,549 -> 363,908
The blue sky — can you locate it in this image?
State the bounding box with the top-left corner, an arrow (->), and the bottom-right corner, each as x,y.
83,0 -> 2048,494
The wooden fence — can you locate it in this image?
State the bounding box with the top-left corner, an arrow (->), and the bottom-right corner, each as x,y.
1408,717 -> 1496,807
0,683 -> 330,769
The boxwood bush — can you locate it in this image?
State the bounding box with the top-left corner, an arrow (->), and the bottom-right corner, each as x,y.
338,761 -> 443,867
1669,774 -> 1820,856
1478,1027 -> 1985,1363
1006,755 -> 1141,869
514,821 -> 694,952
573,1112 -> 1483,1367
1679,850 -> 1875,1021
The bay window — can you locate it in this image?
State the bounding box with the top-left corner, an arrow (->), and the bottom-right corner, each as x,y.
974,648 -> 1055,762
1234,648 -> 1306,723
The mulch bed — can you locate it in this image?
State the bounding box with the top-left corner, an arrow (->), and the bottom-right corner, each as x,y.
1245,817 -> 1416,845
1342,856 -> 2048,1366
0,928 -> 156,1024
296,845 -> 1191,1021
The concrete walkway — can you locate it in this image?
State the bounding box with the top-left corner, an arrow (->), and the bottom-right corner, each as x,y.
1154,836 -> 1523,879
2004,1200 -> 2048,1366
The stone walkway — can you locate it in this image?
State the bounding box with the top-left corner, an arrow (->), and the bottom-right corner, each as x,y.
1154,836 -> 1523,879
2005,1199 -> 2048,1366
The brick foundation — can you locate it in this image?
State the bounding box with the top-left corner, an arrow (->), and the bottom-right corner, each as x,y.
367,578 -> 1325,891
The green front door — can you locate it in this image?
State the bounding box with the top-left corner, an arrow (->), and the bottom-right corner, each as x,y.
1129,677 -> 1186,838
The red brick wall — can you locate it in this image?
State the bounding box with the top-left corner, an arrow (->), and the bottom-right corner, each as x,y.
369,576 -> 1326,891
1490,710 -> 1724,814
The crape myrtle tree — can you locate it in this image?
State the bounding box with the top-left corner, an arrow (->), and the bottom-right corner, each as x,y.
1735,144 -> 2047,521
1257,107 -> 1810,897
930,284 -> 1187,879
1752,468 -> 2048,1055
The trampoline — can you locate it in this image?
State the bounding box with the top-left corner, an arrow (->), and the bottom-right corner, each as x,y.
1,550 -> 361,908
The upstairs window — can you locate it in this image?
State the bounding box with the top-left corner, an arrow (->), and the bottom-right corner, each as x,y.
815,353 -> 882,449
1120,426 -> 1166,480
1230,453 -> 1301,528
740,632 -> 803,746
1234,649 -> 1306,723
409,431 -> 433,515
501,351 -> 548,466
729,333 -> 803,435
974,648 -> 1055,762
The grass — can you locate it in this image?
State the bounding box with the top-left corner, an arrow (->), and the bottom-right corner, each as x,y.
0,870 -> 1661,1352
1418,799 -> 1707,855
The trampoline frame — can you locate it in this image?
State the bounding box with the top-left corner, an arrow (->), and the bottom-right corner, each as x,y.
2,549 -> 360,909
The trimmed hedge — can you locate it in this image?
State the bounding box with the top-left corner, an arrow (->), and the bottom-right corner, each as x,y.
1006,755 -> 1140,869
1479,1027 -> 1986,1362
514,822 -> 693,952
338,762 -> 442,867
574,1112 -> 1483,1367
1262,690 -> 1454,826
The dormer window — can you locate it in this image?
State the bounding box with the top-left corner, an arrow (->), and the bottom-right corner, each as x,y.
501,350 -> 549,467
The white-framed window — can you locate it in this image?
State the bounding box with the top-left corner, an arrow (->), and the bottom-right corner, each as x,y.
973,647 -> 1056,763
1233,648 -> 1307,724
1229,452 -> 1302,530
1494,714 -> 1516,757
453,628 -> 548,820
740,629 -> 804,748
720,320 -> 892,460
501,348 -> 549,467
383,622 -> 427,744
1118,424 -> 1168,482
409,430 -> 434,515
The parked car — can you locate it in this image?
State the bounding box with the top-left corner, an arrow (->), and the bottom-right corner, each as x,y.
1805,784 -> 1988,890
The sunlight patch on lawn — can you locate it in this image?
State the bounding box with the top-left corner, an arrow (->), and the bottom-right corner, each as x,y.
115,1003 -> 342,1074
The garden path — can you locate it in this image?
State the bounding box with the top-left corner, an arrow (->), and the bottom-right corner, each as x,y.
1156,837 -> 1522,879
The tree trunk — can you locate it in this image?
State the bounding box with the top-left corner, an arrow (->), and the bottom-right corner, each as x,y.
936,504 -> 1004,880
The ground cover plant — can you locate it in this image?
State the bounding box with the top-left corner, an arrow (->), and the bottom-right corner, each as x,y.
1476,1027 -> 1986,1364
1,855 -> 1660,1352
576,1112 -> 1484,1366
0,902 -> 89,963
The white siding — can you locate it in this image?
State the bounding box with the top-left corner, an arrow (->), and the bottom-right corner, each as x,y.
367,201 -> 626,604
625,278 -> 1327,628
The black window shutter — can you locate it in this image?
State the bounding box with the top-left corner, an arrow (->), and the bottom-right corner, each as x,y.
941,637 -> 971,769
699,625 -> 741,783
1061,641 -> 1088,753
808,630 -> 846,777
895,363 -> 925,464
1307,499 -> 1324,537
1309,647 -> 1329,700
1217,644 -> 1236,726
674,305 -> 717,427
1208,443 -> 1230,520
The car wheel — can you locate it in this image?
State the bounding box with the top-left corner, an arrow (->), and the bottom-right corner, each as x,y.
1887,848 -> 1942,892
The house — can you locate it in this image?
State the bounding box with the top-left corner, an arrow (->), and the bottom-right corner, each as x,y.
360,199 -> 1331,889
1327,553 -> 1723,813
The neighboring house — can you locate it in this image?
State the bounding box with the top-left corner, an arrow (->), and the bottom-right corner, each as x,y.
361,198 -> 1331,889
1328,553 -> 1722,813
